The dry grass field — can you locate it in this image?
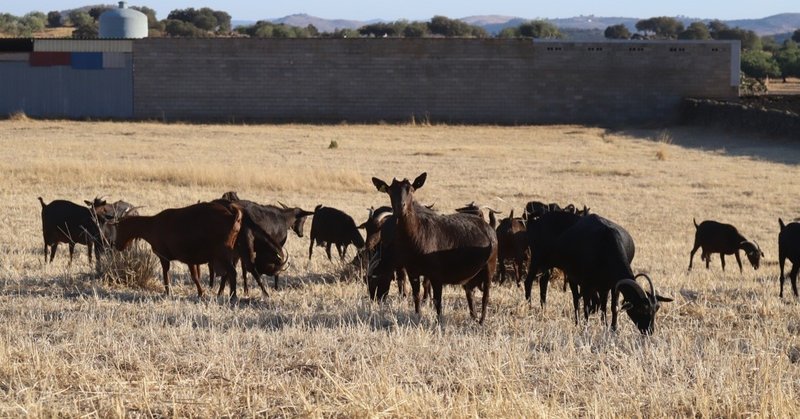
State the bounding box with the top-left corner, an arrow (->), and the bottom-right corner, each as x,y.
0,118 -> 799,417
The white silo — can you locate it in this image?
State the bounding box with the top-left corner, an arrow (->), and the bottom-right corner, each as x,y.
99,2 -> 148,39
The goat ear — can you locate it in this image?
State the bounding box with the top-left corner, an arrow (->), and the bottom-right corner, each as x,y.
655,295 -> 673,303
84,200 -> 93,206
372,177 -> 389,193
412,172 -> 427,190
357,222 -> 366,229
620,301 -> 634,312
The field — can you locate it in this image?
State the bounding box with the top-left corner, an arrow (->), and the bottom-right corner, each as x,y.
1,119 -> 799,417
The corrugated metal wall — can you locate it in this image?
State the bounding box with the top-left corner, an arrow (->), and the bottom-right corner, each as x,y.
0,40 -> 133,118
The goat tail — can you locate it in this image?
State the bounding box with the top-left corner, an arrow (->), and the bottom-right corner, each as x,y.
38,197 -> 46,208
693,218 -> 698,229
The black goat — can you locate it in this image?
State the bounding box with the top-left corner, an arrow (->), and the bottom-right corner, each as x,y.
308,205 -> 365,261
524,211 -> 584,307
553,214 -> 672,334
211,195 -> 311,296
371,173 -> 498,324
39,197 -> 104,263
779,218 -> 800,297
495,209 -> 529,285
689,219 -> 763,272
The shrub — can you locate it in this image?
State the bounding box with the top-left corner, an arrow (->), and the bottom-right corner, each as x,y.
96,241 -> 159,290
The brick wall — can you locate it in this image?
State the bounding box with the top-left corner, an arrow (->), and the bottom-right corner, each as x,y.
132,38 -> 739,124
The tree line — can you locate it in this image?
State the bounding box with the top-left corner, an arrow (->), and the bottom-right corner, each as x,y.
2,7 -> 798,83
604,17 -> 800,82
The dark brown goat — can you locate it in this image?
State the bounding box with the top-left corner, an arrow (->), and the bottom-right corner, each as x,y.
454,202 -> 501,228
372,173 -> 498,324
113,202 -> 243,297
308,205 -> 365,261
495,209 -> 530,285
39,197 -> 104,263
85,197 -> 140,247
779,218 -> 800,297
689,219 -> 763,272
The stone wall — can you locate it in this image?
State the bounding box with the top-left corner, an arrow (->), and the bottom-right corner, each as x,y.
132,38 -> 739,124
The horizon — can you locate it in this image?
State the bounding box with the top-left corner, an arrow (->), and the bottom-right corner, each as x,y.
2,1 -> 798,23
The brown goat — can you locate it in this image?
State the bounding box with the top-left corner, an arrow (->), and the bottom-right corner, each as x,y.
495,209 -> 530,285
372,173 -> 498,324
113,202 -> 242,297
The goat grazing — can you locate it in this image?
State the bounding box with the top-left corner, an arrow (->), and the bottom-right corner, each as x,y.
689,219 -> 763,272
779,218 -> 800,297
553,214 -> 672,334
308,205 -> 365,261
495,209 -> 530,285
112,201 -> 243,297
524,211 -> 584,307
39,197 -> 104,263
371,173 -> 498,324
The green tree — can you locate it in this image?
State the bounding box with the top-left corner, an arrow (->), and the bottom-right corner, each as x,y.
88,7 -> 111,21
518,20 -> 562,38
46,11 -> 62,27
72,21 -> 98,38
741,49 -> 781,80
604,24 -> 630,39
402,21 -> 429,37
163,19 -> 207,37
428,15 -> 486,38
774,41 -> 800,81
793,29 -> 800,43
678,21 -> 710,40
131,6 -> 159,28
68,10 -> 93,28
635,16 -> 684,39
21,12 -> 46,33
710,22 -> 761,50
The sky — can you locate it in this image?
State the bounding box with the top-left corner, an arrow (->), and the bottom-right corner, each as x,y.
4,0 -> 798,21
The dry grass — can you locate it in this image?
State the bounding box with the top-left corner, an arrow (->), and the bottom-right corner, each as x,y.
1,119 -> 800,416
767,77 -> 800,95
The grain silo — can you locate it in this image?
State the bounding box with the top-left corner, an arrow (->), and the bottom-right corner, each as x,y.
99,2 -> 148,39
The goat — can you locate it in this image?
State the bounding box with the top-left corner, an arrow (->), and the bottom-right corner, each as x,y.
552,214 -> 672,334
495,209 -> 530,285
364,205 -> 432,312
85,196 -> 140,247
308,205 -> 364,261
689,219 -> 763,272
524,211 -> 584,307
454,202 -> 501,228
112,201 -> 243,297
39,197 -> 104,263
372,173 -> 498,324
779,218 -> 800,297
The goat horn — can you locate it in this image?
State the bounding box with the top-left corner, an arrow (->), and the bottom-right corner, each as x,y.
614,278 -> 648,307
278,201 -> 289,209
634,273 -> 657,305
480,205 -> 502,214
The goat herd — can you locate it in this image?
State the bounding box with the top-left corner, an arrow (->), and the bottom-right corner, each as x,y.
37,172 -> 800,335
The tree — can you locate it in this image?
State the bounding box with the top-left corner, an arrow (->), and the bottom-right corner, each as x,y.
46,11 -> 62,28
131,6 -> 158,28
21,12 -> 46,33
635,16 -> 684,39
72,22 -> 98,38
428,15 -> 486,38
740,49 -> 781,80
518,20 -> 562,39
793,29 -> 800,43
678,21 -> 710,40
163,19 -> 207,37
774,41 -> 800,81
402,21 -> 429,37
604,24 -> 630,39
68,10 -> 93,28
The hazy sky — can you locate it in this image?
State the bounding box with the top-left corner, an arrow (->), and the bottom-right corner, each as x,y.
5,0 -> 798,21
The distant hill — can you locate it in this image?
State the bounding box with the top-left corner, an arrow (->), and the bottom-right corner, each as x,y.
244,13 -> 800,37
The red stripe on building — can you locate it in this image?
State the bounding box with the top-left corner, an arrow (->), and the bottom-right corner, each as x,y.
29,52 -> 71,66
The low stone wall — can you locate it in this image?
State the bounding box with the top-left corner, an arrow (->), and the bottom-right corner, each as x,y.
681,98 -> 800,139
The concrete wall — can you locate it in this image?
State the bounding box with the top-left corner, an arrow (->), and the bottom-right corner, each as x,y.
133,38 -> 739,124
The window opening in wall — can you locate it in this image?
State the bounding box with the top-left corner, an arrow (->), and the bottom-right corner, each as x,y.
629,47 -> 644,52
587,47 -> 603,51
546,46 -> 563,51
669,47 -> 686,52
